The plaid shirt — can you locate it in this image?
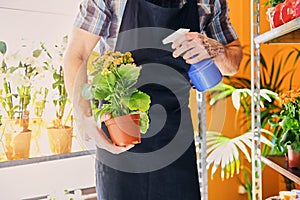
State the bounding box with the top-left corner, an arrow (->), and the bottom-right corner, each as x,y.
74,0 -> 238,51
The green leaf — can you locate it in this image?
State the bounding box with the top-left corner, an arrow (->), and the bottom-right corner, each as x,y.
0,41 -> 7,55
52,80 -> 64,89
210,88 -> 234,106
139,111 -> 150,134
91,72 -> 115,91
53,72 -> 61,81
99,103 -> 112,119
81,84 -> 93,100
280,130 -> 295,145
128,91 -> 151,112
32,49 -> 42,58
93,87 -> 111,100
118,65 -> 141,88
282,116 -> 300,131
107,72 -> 117,86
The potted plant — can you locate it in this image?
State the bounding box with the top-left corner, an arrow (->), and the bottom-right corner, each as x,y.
270,89 -> 300,169
0,40 -> 43,160
42,37 -> 73,154
82,50 -> 151,146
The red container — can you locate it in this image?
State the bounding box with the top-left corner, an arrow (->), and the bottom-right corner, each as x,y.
287,145 -> 300,169
272,3 -> 285,28
282,0 -> 300,23
104,114 -> 141,147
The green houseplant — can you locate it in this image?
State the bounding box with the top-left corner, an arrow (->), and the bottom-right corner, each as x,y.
270,89 -> 300,169
41,36 -> 73,154
277,89 -> 300,152
82,50 -> 151,146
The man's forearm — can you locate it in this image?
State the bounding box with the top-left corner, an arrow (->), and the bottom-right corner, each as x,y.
214,39 -> 243,76
63,51 -> 92,119
197,34 -> 242,76
63,28 -> 101,120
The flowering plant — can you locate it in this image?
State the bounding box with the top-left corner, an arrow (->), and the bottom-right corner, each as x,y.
39,36 -> 70,128
82,50 -> 151,133
0,41 -> 44,121
277,89 -> 300,152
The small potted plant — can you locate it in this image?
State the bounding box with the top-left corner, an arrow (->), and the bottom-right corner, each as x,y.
0,41 -> 38,160
47,65 -> 73,154
82,50 -> 151,146
271,89 -> 300,168
41,36 -> 73,154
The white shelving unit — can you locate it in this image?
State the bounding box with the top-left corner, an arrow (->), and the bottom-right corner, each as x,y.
196,91 -> 208,200
251,5 -> 300,198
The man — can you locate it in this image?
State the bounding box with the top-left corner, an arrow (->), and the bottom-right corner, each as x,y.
64,0 -> 242,199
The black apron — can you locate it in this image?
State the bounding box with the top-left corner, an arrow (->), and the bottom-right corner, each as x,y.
96,0 -> 201,199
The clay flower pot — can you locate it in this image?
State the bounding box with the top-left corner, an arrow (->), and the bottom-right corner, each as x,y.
104,114 -> 141,147
4,130 -> 32,160
47,126 -> 73,154
287,145 -> 300,169
2,119 -> 32,160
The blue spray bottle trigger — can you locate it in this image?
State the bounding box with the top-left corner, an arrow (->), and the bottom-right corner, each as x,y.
188,59 -> 222,92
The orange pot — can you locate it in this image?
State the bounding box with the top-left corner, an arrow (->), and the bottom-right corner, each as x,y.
104,114 -> 141,146
4,130 -> 32,160
47,126 -> 73,154
2,119 -> 32,160
287,145 -> 300,169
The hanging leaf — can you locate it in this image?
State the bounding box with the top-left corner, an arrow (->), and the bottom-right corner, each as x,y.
0,41 -> 7,55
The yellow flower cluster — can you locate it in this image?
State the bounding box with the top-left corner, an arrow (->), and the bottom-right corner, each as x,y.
95,50 -> 135,75
280,89 -> 300,105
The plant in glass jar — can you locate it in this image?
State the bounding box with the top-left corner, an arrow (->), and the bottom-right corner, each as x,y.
82,50 -> 151,146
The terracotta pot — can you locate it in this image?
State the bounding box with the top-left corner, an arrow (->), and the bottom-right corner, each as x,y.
287,145 -> 300,169
2,119 -> 32,160
47,126 -> 73,154
104,114 -> 141,146
4,130 -> 32,160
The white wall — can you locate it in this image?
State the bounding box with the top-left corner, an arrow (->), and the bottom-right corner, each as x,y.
0,0 -> 82,50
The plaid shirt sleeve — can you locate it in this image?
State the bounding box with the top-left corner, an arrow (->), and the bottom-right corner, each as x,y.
204,0 -> 238,45
74,0 -> 113,37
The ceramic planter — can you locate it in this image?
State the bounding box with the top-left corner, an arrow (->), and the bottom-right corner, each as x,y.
2,119 -> 32,160
47,126 -> 73,154
287,145 -> 300,169
104,114 -> 141,146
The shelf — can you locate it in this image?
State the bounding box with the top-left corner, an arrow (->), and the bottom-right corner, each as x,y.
0,149 -> 96,168
254,17 -> 300,44
261,156 -> 300,185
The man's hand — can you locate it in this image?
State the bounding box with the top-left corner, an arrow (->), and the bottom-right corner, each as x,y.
172,32 -> 212,64
80,116 -> 134,154
171,32 -> 242,76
